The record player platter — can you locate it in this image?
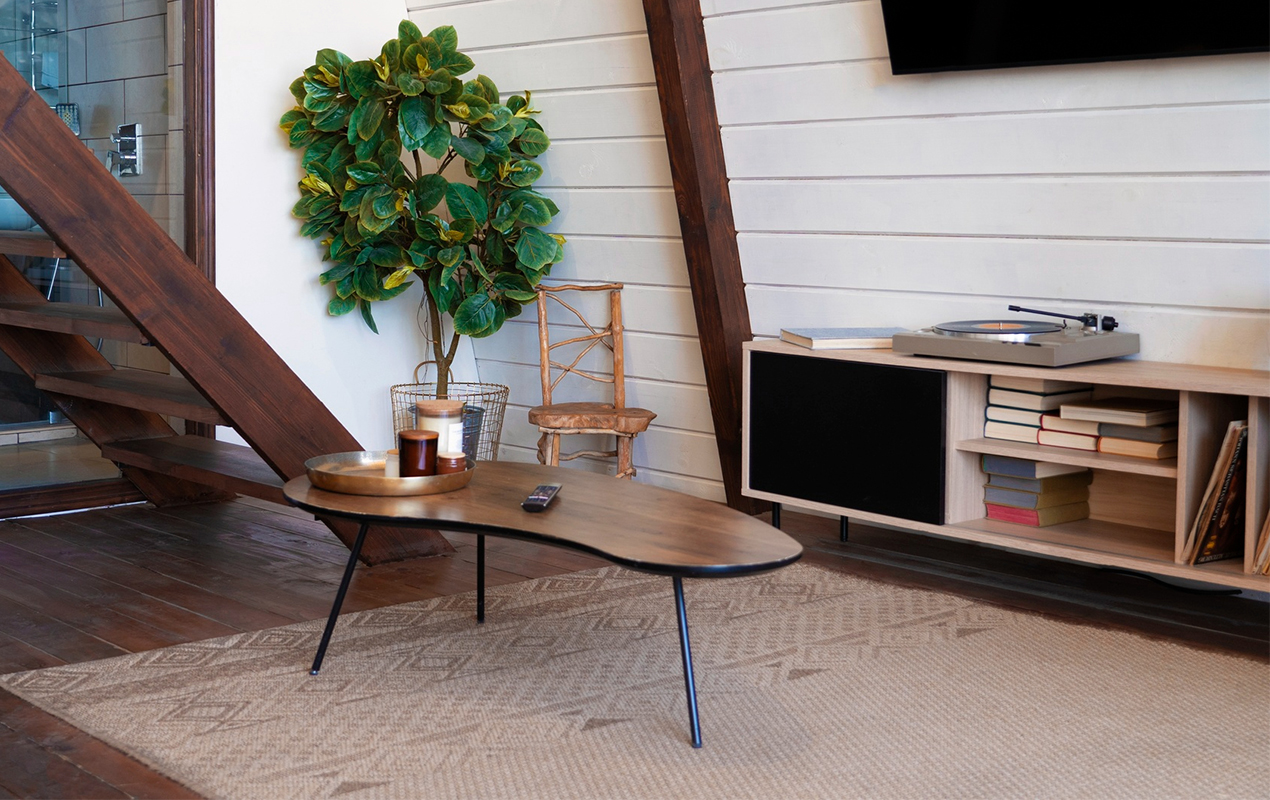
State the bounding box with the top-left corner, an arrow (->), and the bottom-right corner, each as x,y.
893,316 -> 1139,367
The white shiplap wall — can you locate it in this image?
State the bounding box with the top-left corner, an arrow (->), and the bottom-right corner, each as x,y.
406,0 -> 724,500
703,0 -> 1270,369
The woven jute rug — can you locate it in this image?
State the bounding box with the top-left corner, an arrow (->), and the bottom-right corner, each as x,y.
1,563 -> 1266,799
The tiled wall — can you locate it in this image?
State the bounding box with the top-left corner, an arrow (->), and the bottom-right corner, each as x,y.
62,0 -> 183,373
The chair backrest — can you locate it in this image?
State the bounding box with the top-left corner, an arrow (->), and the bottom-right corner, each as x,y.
536,283 -> 626,409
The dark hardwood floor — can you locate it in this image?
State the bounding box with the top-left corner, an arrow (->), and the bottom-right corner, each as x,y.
0,499 -> 1265,798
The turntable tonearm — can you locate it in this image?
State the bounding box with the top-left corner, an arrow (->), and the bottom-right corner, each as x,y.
891,305 -> 1140,367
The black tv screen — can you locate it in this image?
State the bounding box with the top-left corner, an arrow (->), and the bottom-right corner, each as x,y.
880,0 -> 1270,75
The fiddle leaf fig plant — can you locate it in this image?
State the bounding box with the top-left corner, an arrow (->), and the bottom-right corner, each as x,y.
280,20 -> 564,395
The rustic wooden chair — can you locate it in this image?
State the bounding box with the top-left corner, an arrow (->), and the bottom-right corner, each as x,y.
528,283 -> 656,479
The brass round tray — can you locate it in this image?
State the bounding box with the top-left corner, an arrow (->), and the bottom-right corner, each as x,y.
305,451 -> 476,497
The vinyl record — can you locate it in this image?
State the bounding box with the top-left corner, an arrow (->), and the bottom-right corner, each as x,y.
933,319 -> 1062,342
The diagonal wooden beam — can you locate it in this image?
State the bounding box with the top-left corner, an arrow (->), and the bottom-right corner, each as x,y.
642,0 -> 762,513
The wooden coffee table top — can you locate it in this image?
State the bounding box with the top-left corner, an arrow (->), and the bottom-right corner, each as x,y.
284,460 -> 802,578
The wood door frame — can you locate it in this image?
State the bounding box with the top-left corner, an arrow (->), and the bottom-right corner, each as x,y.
0,2 -> 217,516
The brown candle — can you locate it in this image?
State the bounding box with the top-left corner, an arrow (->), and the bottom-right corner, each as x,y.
436,452 -> 467,475
399,430 -> 438,477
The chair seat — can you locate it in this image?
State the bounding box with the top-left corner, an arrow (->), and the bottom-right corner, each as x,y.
529,402 -> 656,435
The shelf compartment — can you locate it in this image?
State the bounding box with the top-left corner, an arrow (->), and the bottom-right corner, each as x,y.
957,437 -> 1178,478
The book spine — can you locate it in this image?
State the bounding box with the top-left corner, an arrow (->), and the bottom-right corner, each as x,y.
1193,428 -> 1247,564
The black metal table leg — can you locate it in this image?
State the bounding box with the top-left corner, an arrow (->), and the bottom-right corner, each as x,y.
476,533 -> 486,624
672,576 -> 702,748
771,501 -> 782,529
840,515 -> 849,542
309,522 -> 370,675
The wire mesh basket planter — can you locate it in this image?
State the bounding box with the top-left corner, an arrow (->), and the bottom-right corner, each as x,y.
390,382 -> 510,462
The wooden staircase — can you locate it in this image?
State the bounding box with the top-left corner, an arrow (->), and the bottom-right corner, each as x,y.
0,59 -> 451,564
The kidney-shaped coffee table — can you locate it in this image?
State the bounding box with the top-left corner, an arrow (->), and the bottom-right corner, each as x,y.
284,460 -> 802,748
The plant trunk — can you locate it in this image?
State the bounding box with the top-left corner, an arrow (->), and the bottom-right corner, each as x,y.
426,291 -> 451,397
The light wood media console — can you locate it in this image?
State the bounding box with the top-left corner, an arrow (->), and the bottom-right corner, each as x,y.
743,340 -> 1270,592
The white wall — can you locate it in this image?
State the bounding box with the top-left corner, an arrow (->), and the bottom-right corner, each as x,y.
703,0 -> 1270,370
406,0 -> 724,500
215,0 -> 476,450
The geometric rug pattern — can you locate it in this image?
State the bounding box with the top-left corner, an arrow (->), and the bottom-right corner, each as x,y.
2,564 -> 1266,799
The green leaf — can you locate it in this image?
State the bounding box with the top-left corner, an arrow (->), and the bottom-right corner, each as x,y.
408,240 -> 436,266
290,76 -> 308,103
514,196 -> 553,226
319,264 -> 354,285
491,201 -> 518,233
477,105 -> 513,132
344,61 -> 378,98
477,74 -> 500,103
507,159 -> 543,187
470,252 -> 491,281
367,244 -> 407,267
443,51 -> 475,75
421,123 -> 451,159
453,292 -> 496,335
316,48 -> 351,73
359,298 -> 379,333
420,37 -> 443,71
398,19 -> 423,44
428,267 -> 458,314
453,94 -> 490,120
355,97 -> 386,141
313,102 -> 353,132
398,96 -> 430,149
354,265 -> 381,299
279,108 -> 307,131
396,72 -> 426,96
502,289 -> 539,303
336,273 -> 356,299
328,294 -> 356,316
515,227 -> 557,271
429,25 -> 458,53
414,173 -> 448,213
450,135 -> 485,164
346,161 -> 382,184
437,246 -> 464,267
516,128 -> 550,157
424,67 -> 451,95
445,183 -> 488,224
301,135 -> 338,169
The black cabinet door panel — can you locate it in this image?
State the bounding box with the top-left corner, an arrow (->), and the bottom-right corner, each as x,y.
749,352 -> 945,524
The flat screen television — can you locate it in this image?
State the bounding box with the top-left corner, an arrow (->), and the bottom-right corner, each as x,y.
879,0 -> 1270,75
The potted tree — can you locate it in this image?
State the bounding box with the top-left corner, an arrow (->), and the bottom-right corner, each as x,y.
280,21 -> 564,458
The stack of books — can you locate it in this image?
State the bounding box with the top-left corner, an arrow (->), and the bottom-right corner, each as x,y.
983,376 -> 1093,446
981,454 -> 1092,527
1181,419 -> 1248,565
1059,397 -> 1180,459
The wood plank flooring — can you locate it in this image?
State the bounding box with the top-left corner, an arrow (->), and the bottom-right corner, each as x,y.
0,499 -> 1265,798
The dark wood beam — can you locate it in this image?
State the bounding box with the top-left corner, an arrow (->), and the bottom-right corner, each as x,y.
183,0 -> 216,441
642,0 -> 762,513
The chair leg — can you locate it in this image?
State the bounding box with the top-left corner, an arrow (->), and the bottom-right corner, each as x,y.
535,432 -> 550,466
548,433 -> 561,467
616,435 -> 634,479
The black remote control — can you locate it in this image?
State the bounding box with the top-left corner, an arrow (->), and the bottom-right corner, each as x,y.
521,483 -> 562,512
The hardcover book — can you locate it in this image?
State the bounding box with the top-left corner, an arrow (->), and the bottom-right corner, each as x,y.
1192,426 -> 1248,564
989,375 -> 1093,394
981,454 -> 1086,479
1097,422 -> 1179,443
984,420 -> 1039,444
1040,414 -> 1100,436
987,387 -> 1094,412
1037,429 -> 1099,451
1097,437 -> 1178,460
987,406 -> 1044,427
985,501 -> 1090,527
1181,420 -> 1246,563
986,470 -> 1093,494
779,327 -> 906,350
984,484 -> 1091,510
1059,397 -> 1179,427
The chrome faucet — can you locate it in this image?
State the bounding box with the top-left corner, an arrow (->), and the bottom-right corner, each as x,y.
106,123 -> 142,177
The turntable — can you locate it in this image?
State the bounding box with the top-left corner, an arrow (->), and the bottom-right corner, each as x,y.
891,306 -> 1140,367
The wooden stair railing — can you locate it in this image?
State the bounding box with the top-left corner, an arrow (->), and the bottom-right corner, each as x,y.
0,58 -> 451,563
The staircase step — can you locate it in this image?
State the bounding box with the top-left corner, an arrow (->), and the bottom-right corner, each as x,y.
0,231 -> 67,258
0,301 -> 147,343
34,368 -> 227,425
102,435 -> 285,504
